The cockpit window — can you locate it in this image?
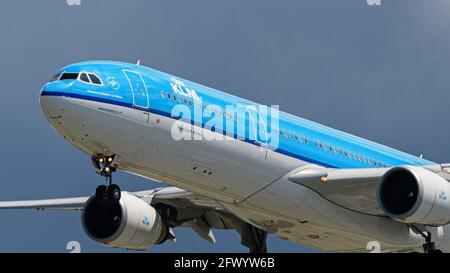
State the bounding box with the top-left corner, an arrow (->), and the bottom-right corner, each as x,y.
60,72 -> 79,80
79,73 -> 91,83
88,73 -> 102,85
51,71 -> 103,86
49,73 -> 61,82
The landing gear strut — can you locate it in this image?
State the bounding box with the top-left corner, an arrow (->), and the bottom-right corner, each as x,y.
241,223 -> 268,253
410,225 -> 443,253
92,154 -> 121,203
422,232 -> 442,253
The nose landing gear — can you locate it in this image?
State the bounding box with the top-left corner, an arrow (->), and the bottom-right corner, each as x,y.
92,154 -> 122,204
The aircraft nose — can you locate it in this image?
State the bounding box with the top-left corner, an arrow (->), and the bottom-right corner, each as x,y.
40,93 -> 64,119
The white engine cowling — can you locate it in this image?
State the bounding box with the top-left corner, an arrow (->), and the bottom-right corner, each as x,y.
82,192 -> 167,250
377,166 -> 450,226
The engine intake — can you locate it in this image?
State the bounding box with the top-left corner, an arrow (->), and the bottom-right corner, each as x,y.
82,192 -> 167,250
378,166 -> 450,226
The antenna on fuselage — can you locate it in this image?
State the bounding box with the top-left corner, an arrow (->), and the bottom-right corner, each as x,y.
136,59 -> 141,66
420,154 -> 424,159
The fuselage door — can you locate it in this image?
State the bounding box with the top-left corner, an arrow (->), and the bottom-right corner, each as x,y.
246,105 -> 271,159
123,70 -> 149,109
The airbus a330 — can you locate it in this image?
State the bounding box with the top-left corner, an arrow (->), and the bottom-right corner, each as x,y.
1,61 -> 449,253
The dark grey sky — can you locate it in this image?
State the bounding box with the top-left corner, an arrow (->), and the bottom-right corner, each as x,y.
0,0 -> 449,252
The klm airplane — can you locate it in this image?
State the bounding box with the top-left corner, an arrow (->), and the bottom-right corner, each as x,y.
1,60 -> 450,253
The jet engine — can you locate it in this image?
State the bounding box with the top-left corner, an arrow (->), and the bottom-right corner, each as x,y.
377,166 -> 450,226
82,192 -> 168,250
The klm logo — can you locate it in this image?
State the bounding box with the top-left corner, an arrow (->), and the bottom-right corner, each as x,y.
170,78 -> 200,101
106,76 -> 120,91
142,217 -> 150,226
439,191 -> 447,201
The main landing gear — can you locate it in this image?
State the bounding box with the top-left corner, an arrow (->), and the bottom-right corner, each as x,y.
410,225 -> 442,253
91,154 -> 122,204
422,232 -> 442,253
241,223 -> 268,253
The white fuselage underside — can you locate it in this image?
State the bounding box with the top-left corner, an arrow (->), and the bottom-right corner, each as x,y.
41,95 -> 450,252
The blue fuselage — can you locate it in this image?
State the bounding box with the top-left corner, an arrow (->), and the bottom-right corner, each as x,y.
41,61 -> 436,169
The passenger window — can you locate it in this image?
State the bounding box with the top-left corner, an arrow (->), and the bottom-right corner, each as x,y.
88,73 -> 102,85
80,73 -> 91,83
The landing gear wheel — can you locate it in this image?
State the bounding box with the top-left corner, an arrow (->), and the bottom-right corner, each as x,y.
107,184 -> 121,202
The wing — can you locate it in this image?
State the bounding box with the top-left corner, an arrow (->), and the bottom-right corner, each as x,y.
0,197 -> 89,210
288,166 -> 388,216
288,164 -> 450,216
0,186 -> 244,244
0,187 -> 218,211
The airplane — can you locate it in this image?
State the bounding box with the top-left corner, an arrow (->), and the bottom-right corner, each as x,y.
1,60 -> 450,253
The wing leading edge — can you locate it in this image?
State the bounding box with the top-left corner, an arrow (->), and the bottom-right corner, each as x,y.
288,165 -> 388,215
0,187 -> 247,246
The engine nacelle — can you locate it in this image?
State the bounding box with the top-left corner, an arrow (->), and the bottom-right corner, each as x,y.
82,192 -> 167,250
378,166 -> 450,226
